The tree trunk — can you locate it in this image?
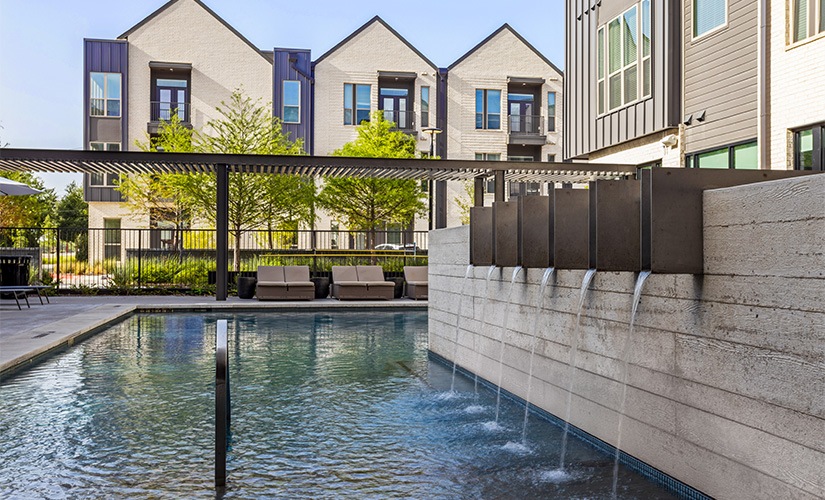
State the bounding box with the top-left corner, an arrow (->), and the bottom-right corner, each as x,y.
233,230 -> 241,272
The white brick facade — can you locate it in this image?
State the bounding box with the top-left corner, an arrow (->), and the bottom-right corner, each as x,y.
768,3 -> 825,169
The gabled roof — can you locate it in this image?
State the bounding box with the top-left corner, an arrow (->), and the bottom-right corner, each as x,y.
448,23 -> 563,75
118,0 -> 271,64
313,15 -> 437,70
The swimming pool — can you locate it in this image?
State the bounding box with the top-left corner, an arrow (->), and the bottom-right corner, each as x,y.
1,311 -> 679,498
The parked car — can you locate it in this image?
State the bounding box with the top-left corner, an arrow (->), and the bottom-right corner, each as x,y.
375,243 -> 402,250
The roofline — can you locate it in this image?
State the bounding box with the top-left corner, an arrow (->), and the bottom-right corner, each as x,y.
118,0 -> 271,64
448,23 -> 563,76
313,15 -> 437,70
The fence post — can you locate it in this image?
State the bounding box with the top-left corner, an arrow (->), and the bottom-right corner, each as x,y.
138,229 -> 142,288
55,228 -> 60,289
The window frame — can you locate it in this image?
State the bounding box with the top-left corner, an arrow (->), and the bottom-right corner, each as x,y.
547,92 -> 557,132
475,89 -> 502,130
793,123 -> 825,170
789,0 -> 825,44
282,80 -> 301,124
597,2 -> 651,115
420,86 -> 430,128
344,83 -> 371,125
89,143 -> 121,186
90,72 -> 121,118
692,0 -> 728,40
685,139 -> 758,169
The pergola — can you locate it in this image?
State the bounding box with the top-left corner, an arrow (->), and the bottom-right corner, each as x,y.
0,148 -> 637,299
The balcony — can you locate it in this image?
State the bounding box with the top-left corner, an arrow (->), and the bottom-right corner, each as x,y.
508,114 -> 546,145
381,109 -> 415,133
148,101 -> 191,133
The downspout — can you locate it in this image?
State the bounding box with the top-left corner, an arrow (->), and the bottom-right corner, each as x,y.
758,0 -> 771,168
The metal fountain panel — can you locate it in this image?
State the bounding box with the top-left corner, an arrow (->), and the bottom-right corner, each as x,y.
494,200 -> 519,267
470,206 -> 494,266
641,168 -> 814,274
519,194 -> 554,269
553,188 -> 590,270
590,179 -> 641,272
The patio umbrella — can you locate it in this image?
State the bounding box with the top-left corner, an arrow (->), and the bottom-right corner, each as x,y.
0,176 -> 42,196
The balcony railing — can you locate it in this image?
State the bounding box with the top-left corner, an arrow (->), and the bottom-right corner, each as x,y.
150,101 -> 190,123
508,114 -> 543,135
381,109 -> 414,131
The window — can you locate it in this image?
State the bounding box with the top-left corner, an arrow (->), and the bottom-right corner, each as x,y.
154,78 -> 188,122
103,218 -> 122,261
598,1 -> 651,114
90,72 -> 121,117
547,92 -> 557,132
694,0 -> 727,38
791,0 -> 825,43
794,124 -> 825,170
421,86 -> 430,128
686,141 -> 758,169
475,89 -> 501,129
475,153 -> 501,193
344,84 -> 371,125
89,143 -> 120,186
508,181 -> 541,197
547,154 -> 557,162
283,80 -> 300,123
379,87 -> 410,129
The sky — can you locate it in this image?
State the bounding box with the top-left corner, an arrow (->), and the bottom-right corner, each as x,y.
0,0 -> 565,194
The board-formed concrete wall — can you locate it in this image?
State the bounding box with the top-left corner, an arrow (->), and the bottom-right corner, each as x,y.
428,174 -> 825,500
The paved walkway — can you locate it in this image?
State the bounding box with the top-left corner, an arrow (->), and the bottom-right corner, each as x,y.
0,294 -> 426,378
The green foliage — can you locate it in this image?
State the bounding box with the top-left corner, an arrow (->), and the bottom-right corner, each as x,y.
317,111 -> 426,249
0,172 -> 56,246
56,182 -> 88,230
454,180 -> 474,225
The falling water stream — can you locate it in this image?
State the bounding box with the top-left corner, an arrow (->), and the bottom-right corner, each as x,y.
611,270 -> 652,499
493,266 -> 523,424
449,264 -> 475,392
558,268 -> 597,469
521,267 -> 556,444
472,265 -> 499,393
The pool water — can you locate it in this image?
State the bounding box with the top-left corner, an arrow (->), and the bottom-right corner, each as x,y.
1,312 -> 678,499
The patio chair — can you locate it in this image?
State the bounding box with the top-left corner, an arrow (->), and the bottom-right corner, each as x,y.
403,266 -> 428,300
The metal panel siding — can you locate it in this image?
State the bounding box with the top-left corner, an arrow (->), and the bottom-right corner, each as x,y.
272,49 -> 312,153
683,0 -> 757,153
437,69 -> 448,158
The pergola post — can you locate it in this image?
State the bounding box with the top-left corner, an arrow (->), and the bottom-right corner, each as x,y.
474,175 -> 485,207
216,164 -> 229,301
435,180 -> 447,228
494,170 -> 505,202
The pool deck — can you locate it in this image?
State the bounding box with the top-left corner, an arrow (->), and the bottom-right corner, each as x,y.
0,295 -> 427,379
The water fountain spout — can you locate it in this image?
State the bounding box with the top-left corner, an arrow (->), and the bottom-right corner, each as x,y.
558,268 -> 597,469
494,266 -> 524,423
521,267 -> 556,444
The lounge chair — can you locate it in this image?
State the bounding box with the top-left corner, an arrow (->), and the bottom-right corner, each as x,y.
256,265 -> 314,301
403,266 -> 428,300
331,265 -> 394,300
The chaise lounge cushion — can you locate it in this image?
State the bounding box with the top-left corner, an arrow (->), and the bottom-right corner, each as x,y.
331,265 -> 392,300
257,265 -> 314,300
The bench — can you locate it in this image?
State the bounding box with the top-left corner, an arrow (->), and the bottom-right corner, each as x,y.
0,285 -> 52,310
331,265 -> 394,300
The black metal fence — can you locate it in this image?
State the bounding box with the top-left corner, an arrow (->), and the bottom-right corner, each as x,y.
0,227 -> 428,291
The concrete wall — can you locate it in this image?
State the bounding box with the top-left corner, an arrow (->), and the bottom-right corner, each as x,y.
428,174 -> 825,499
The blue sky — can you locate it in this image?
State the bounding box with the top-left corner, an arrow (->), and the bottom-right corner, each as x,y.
0,0 -> 565,192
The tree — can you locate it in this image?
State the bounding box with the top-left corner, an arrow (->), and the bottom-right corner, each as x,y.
176,89 -> 308,270
56,182 -> 89,261
454,180 -> 475,225
316,111 -> 427,249
0,172 -> 56,247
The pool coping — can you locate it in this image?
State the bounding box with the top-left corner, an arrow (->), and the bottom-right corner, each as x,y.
0,299 -> 427,380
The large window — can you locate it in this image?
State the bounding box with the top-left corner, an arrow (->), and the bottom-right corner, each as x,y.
791,0 -> 825,43
344,84 -> 371,125
154,78 -> 188,122
90,72 -> 121,117
89,143 -> 120,186
686,141 -> 758,169
597,0 -> 651,114
795,124 -> 825,170
547,92 -> 556,132
103,218 -> 122,261
475,89 -> 501,129
694,0 -> 727,38
420,86 -> 430,128
283,80 -> 300,124
475,153 -> 501,193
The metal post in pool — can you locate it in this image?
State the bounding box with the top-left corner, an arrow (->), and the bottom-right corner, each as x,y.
216,319 -> 229,487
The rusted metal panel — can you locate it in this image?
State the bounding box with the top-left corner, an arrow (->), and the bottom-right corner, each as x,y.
519,194 -> 554,269
494,200 -> 519,267
470,207 -> 494,266
554,188 -> 590,269
591,179 -> 641,271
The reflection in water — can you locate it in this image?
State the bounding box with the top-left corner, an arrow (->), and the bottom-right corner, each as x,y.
1,311 -> 677,499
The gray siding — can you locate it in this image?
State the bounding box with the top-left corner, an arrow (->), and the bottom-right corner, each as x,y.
683,0 -> 758,153
565,0 -> 681,160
